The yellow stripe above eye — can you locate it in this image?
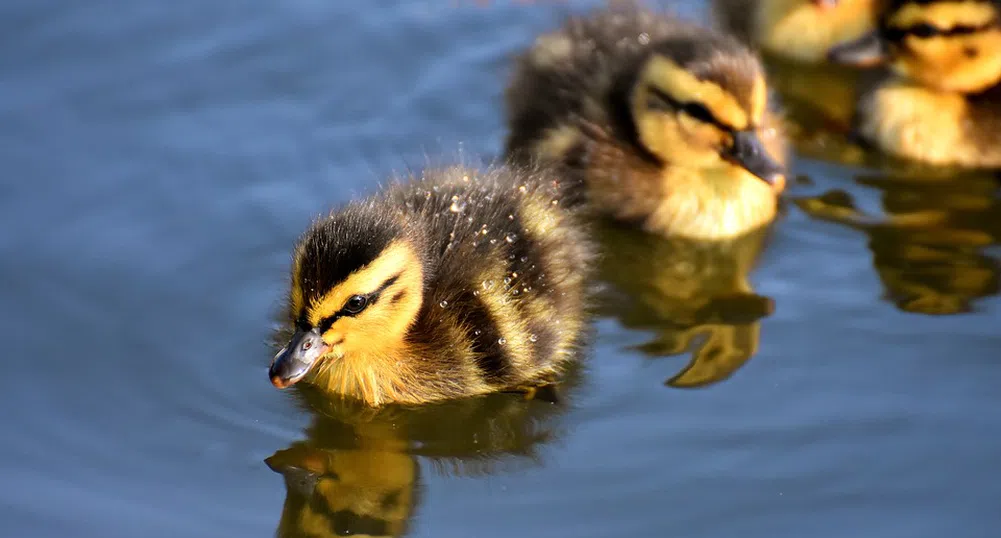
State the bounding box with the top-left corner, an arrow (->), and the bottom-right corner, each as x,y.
640,55 -> 750,130
890,1 -> 998,31
307,241 -> 415,325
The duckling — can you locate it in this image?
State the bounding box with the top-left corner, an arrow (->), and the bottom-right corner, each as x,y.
714,0 -> 877,64
828,0 -> 1001,167
504,2 -> 789,241
268,165 -> 594,407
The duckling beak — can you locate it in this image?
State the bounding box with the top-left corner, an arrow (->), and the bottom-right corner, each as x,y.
270,327 -> 329,389
726,130 -> 785,185
812,0 -> 839,10
827,31 -> 888,67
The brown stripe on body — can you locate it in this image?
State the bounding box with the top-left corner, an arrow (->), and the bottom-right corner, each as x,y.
502,201 -> 563,370
451,288 -> 516,385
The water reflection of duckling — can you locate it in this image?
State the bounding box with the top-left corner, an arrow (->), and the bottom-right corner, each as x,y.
714,0 -> 877,64
266,379 -> 578,538
268,165 -> 594,406
503,2 -> 788,240
828,0 -> 1001,167
796,173 -> 1001,315
597,222 -> 775,387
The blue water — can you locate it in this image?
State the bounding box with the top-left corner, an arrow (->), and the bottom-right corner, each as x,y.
2,1 -> 999,537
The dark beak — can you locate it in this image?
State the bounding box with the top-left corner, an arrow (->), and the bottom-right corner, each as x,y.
727,130 -> 785,185
269,327 -> 328,389
827,30 -> 888,67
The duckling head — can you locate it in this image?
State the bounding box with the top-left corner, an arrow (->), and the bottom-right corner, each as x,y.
628,40 -> 786,189
828,0 -> 1001,93
270,206 -> 425,390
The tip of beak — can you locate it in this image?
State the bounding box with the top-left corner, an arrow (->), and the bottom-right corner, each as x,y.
762,171 -> 785,187
270,375 -> 292,389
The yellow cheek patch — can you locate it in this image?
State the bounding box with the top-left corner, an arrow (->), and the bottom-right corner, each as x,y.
307,241 -> 417,325
890,1 -> 998,30
641,55 -> 750,131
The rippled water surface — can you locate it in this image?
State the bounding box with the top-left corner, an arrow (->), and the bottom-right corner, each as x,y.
2,1 -> 999,537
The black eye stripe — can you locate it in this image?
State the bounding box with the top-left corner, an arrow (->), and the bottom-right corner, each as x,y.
314,272 -> 403,331
681,102 -> 719,127
884,20 -> 998,42
647,87 -> 733,132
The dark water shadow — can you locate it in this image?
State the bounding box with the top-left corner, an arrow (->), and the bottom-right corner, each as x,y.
265,364 -> 583,538
595,221 -> 775,388
795,171 -> 1001,315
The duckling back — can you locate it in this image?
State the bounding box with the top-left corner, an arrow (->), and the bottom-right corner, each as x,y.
387,166 -> 594,388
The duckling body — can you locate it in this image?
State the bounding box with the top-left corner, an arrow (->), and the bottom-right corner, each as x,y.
504,3 -> 788,240
269,165 -> 593,407
715,0 -> 877,64
854,77 -> 1001,167
829,0 -> 1001,167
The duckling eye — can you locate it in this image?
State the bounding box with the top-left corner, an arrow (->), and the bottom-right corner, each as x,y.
343,295 -> 368,315
681,102 -> 718,126
910,23 -> 939,39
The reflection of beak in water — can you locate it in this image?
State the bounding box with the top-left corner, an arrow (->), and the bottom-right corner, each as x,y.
794,171 -> 1001,315
597,221 -> 775,388
265,372 -> 581,538
267,441 -> 417,538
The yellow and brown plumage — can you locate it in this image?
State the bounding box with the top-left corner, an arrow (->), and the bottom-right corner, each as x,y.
714,0 -> 878,64
503,2 -> 789,241
828,0 -> 1001,167
268,165 -> 594,406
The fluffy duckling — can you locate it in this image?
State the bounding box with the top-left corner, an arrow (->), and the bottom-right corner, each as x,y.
268,165 -> 593,407
828,0 -> 1001,167
504,3 -> 789,240
715,0 -> 878,63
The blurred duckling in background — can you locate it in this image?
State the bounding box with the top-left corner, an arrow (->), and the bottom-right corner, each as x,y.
828,0 -> 1001,167
715,0 -> 878,64
598,223 -> 774,387
504,2 -> 788,241
267,381 -> 577,538
269,165 -> 594,406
